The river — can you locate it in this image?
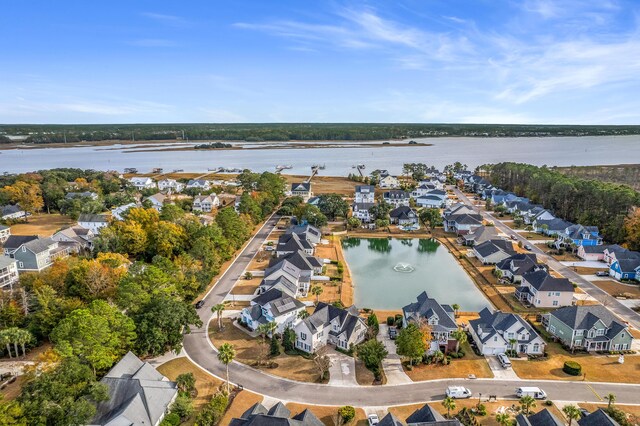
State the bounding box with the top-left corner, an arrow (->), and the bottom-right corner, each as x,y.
2,135 -> 639,175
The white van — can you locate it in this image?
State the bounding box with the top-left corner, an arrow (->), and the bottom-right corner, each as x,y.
516,387 -> 547,399
446,386 -> 472,399
497,353 -> 512,368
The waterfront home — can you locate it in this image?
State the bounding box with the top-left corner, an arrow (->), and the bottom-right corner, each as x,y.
383,190 -> 410,207
290,182 -> 313,201
9,237 -> 70,273
275,250 -> 324,275
111,202 -> 138,220
192,194 -> 220,212
0,257 -> 19,290
469,307 -> 545,355
78,213 -> 109,234
2,235 -> 38,256
544,305 -> 633,352
145,192 -> 167,211
260,255 -> 315,297
371,169 -> 390,179
241,288 -> 306,334
515,270 -> 574,308
443,204 -> 483,234
390,206 -> 419,226
495,253 -> 546,283
157,178 -> 184,192
128,177 -> 156,190
555,224 -> 602,248
578,409 -> 621,426
379,175 -> 400,188
0,204 -> 25,221
276,233 -> 314,257
295,302 -> 367,353
402,291 -> 458,354
352,202 -> 376,223
412,183 -> 437,198
533,218 -> 573,236
52,225 -> 96,251
65,191 -> 99,200
285,224 -> 322,245
186,179 -> 211,190
91,352 -> 177,426
516,409 -> 564,426
472,239 -> 516,264
464,175 -> 491,193
355,185 -> 376,204
415,194 -> 446,208
230,402 -> 324,425
0,225 -> 10,243
609,256 -> 640,281
462,225 -> 499,246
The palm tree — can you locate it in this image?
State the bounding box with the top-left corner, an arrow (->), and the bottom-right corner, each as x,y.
496,412 -> 511,426
451,303 -> 460,318
451,328 -> 467,352
217,343 -> 236,394
16,329 -> 32,357
563,404 -> 581,426
211,303 -> 226,330
298,310 -> 310,319
519,396 -> 536,415
432,350 -> 444,364
0,331 -> 11,359
310,285 -> 323,304
257,321 -> 277,343
442,396 -> 456,418
509,338 -> 517,354
606,393 -> 616,409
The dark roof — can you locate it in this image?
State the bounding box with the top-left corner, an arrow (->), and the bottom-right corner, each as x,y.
356,185 -> 376,193
78,213 -> 109,223
231,402 -> 323,426
303,302 -> 364,340
474,239 -> 516,258
522,270 -> 573,292
402,291 -> 457,332
384,190 -> 410,199
291,182 -> 311,192
278,250 -> 322,270
278,233 -> 313,253
379,413 -> 405,426
615,257 -> 640,273
535,218 -> 573,231
550,305 -> 628,336
578,409 -> 620,426
22,237 -> 55,254
406,404 -> 447,424
451,213 -> 483,225
495,253 -> 540,275
516,409 -> 564,426
0,205 -> 23,216
2,235 -> 38,251
390,206 -> 417,220
470,308 -> 541,344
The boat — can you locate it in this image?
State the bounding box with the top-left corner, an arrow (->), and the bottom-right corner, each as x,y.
173,169 -> 184,173
276,165 -> 292,169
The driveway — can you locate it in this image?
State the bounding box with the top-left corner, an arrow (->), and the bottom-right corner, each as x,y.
378,324 -> 412,385
561,261 -> 608,269
328,350 -> 358,386
485,355 -> 519,380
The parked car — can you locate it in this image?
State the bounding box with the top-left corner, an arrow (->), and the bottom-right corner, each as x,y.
510,235 -> 518,240
388,327 -> 398,340
368,414 -> 380,425
195,300 -> 205,309
265,246 -> 275,251
516,387 -> 546,399
579,408 -> 590,418
524,244 -> 532,250
497,353 -> 512,368
446,386 -> 472,399
595,271 -> 609,277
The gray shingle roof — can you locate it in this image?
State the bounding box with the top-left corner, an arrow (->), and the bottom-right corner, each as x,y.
516,408 -> 565,426
78,213 -> 109,223
550,305 -> 628,339
402,291 -> 457,332
470,308 -> 541,344
291,182 -> 311,192
231,401 -> 323,425
578,409 -> 620,426
473,239 -> 516,258
522,270 -> 573,292
2,235 -> 38,251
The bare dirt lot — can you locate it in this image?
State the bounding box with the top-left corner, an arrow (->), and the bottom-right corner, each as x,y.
9,213 -> 75,236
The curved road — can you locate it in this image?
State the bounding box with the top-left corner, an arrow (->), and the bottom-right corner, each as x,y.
183,213 -> 640,406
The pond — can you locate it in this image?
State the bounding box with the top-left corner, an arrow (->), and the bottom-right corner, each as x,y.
341,237 -> 491,312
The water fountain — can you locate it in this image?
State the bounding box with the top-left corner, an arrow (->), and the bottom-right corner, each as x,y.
393,262 -> 415,273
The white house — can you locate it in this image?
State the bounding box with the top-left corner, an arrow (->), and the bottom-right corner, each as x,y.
290,183 -> 313,201
469,308 -> 545,355
0,225 -> 10,243
378,175 -> 400,188
352,203 -> 375,222
52,225 -> 96,251
128,177 -> 156,190
192,194 -> 220,212
111,203 -> 138,221
145,193 -> 167,211
0,257 -> 19,290
157,178 -> 185,193
515,270 -> 574,308
240,289 -> 306,334
295,303 -> 367,353
354,185 -> 375,204
78,214 -> 109,234
383,190 -> 410,207
186,179 -> 211,191
0,205 -> 26,220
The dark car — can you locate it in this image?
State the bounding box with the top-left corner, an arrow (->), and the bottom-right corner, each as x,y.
195,300 -> 205,309
579,408 -> 590,418
524,244 -> 532,250
595,271 -> 609,277
388,327 -> 398,340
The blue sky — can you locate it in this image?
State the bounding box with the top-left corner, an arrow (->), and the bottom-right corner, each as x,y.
2,0 -> 640,124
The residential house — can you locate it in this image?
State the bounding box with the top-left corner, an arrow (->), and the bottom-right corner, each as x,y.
0,257 -> 19,290
443,204 -> 483,235
545,305 -> 633,352
556,224 -> 602,248
192,194 -> 220,212
186,179 -> 211,191
495,253 -> 546,283
157,178 -> 184,193
352,202 -> 376,222
230,402 -> 324,426
515,270 -> 574,308
533,218 -> 573,236
0,224 -> 10,243
402,291 -> 458,353
276,233 -> 314,257
294,302 -> 367,353
111,202 -> 138,221
604,245 -> 637,266
472,239 -> 516,264
464,175 -> 491,193
412,183 -> 437,198
379,175 -> 400,188
78,213 -> 109,234
415,194 -> 446,208
521,206 -> 555,225
259,254 -> 317,297
578,409 -> 621,426
577,245 -> 610,262
128,177 -> 156,190
516,409 -> 564,426
609,256 -> 640,281
285,224 -> 322,245
2,235 -> 38,256
354,185 -> 376,204
89,352 -> 177,426
390,206 -> 419,226
383,190 -> 410,207
306,196 -> 321,206
290,182 -> 313,201
10,237 -> 69,273
240,289 -> 306,334
469,307 -> 545,355
1,205 -> 25,220
145,193 -> 167,211
371,169 -> 390,179
65,191 -> 99,200
52,225 -> 95,252
382,403 -> 461,426
462,225 -> 499,246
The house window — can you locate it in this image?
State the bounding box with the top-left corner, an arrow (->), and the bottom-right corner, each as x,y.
19,262 -> 24,268
552,301 -> 559,306
300,333 -> 307,340
576,330 -> 583,336
533,343 -> 539,352
596,329 -> 605,336
507,332 -> 514,339
549,325 -> 556,333
575,339 -> 582,346
588,330 -> 595,338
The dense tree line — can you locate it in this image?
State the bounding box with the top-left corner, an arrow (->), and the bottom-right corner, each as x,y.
485,162 -> 640,244
3,123 -> 640,145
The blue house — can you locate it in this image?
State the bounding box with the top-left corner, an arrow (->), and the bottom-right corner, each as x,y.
555,224 -> 602,248
609,256 -> 640,281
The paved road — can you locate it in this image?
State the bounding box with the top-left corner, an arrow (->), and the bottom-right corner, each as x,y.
452,187 -> 640,330
182,211 -> 640,406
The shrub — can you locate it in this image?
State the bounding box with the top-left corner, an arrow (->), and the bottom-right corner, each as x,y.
476,403 -> 487,416
450,352 -> 459,359
387,316 -> 395,326
171,395 -> 194,419
544,400 -> 553,406
160,413 -> 181,426
338,406 -> 356,423
196,392 -> 229,426
457,350 -> 465,357
563,361 -> 582,376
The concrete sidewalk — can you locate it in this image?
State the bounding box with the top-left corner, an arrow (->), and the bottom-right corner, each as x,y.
378,324 -> 413,385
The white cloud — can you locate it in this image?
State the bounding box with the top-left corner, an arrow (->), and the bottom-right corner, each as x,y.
141,12 -> 189,27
